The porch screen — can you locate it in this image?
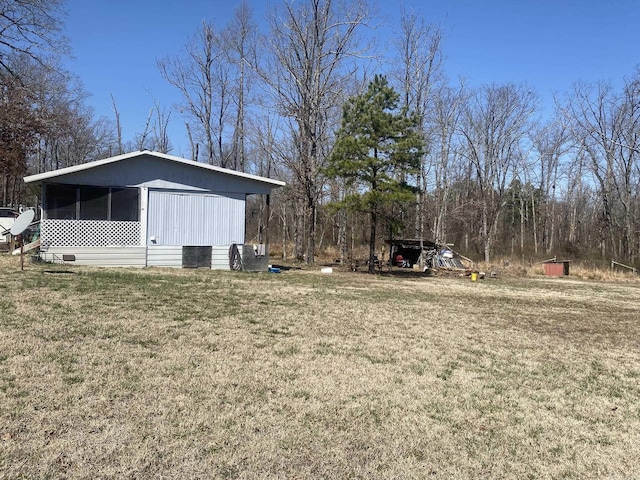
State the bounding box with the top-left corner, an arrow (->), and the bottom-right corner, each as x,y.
80,186 -> 109,220
45,184 -> 139,221
111,188 -> 139,221
46,184 -> 77,219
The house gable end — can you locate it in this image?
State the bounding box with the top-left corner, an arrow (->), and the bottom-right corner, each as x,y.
25,151 -> 284,194
32,155 -> 276,195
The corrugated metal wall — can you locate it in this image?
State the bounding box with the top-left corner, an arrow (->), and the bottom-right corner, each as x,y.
39,245 -> 247,270
212,246 -> 232,270
40,247 -> 146,267
147,191 -> 244,246
147,245 -> 182,268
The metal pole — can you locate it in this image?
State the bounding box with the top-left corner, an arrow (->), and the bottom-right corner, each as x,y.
20,234 -> 24,271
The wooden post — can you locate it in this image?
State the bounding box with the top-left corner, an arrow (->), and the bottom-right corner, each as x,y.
611,259 -> 637,275
20,234 -> 24,271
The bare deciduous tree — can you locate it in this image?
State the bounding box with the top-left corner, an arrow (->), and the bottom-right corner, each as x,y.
562,71 -> 640,261
431,82 -> 467,245
2,54 -> 111,204
222,0 -> 257,172
135,109 -> 153,151
256,0 -> 372,263
459,83 -> 537,263
0,70 -> 39,204
529,118 -> 569,253
392,6 -> 444,247
0,0 -> 69,75
152,99 -> 172,154
110,94 -> 123,155
158,21 -> 228,165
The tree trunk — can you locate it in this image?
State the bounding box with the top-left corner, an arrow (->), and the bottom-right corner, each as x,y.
510,188 -> 516,255
338,210 -> 347,265
281,202 -> 288,261
294,197 -> 305,261
306,199 -> 316,264
369,210 -> 377,274
520,190 -> 525,254
482,203 -> 490,263
531,189 -> 538,255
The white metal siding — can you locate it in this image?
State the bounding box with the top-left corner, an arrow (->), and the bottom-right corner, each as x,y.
147,191 -> 244,246
212,245 -> 233,270
146,245 -> 182,268
39,245 -> 240,270
40,247 -> 146,267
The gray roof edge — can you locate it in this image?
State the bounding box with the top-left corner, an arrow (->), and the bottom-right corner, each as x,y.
23,150 -> 286,187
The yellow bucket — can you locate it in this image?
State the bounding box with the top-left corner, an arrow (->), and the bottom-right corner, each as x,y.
470,272 -> 478,282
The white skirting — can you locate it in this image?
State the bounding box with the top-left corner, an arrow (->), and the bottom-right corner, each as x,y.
40,245 -> 235,269
40,246 -> 146,267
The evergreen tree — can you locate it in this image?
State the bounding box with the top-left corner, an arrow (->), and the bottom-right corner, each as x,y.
327,75 -> 425,273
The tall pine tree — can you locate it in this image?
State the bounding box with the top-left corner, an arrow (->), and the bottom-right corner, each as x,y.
327,75 -> 425,273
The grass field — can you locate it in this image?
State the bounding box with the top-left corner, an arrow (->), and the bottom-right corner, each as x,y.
1,255 -> 639,479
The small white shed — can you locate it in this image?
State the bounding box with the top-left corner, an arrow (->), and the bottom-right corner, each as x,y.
23,150 -> 285,269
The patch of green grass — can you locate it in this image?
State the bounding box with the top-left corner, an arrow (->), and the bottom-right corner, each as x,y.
313,341 -> 336,356
408,362 -> 427,376
0,371 -> 16,393
266,325 -> 292,337
62,374 -> 84,385
292,389 -> 311,400
437,360 -> 459,380
274,345 -> 300,357
359,352 -> 395,365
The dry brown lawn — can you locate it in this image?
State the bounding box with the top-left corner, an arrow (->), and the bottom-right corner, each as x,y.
1,255 -> 639,479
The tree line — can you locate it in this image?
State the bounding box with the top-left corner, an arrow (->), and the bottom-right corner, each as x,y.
2,0 -> 639,268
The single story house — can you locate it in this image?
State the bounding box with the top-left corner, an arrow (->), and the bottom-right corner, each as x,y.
23,150 -> 285,269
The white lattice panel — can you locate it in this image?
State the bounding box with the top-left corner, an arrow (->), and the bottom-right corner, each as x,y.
42,219 -> 141,247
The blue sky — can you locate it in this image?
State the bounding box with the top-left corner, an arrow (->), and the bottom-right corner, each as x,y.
63,0 -> 640,157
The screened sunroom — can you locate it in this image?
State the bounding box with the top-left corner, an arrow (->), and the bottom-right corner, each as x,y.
42,184 -> 141,247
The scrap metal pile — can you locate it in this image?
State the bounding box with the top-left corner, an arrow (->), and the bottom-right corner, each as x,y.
385,239 -> 470,273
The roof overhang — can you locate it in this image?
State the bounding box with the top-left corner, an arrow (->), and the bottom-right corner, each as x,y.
24,150 -> 286,193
